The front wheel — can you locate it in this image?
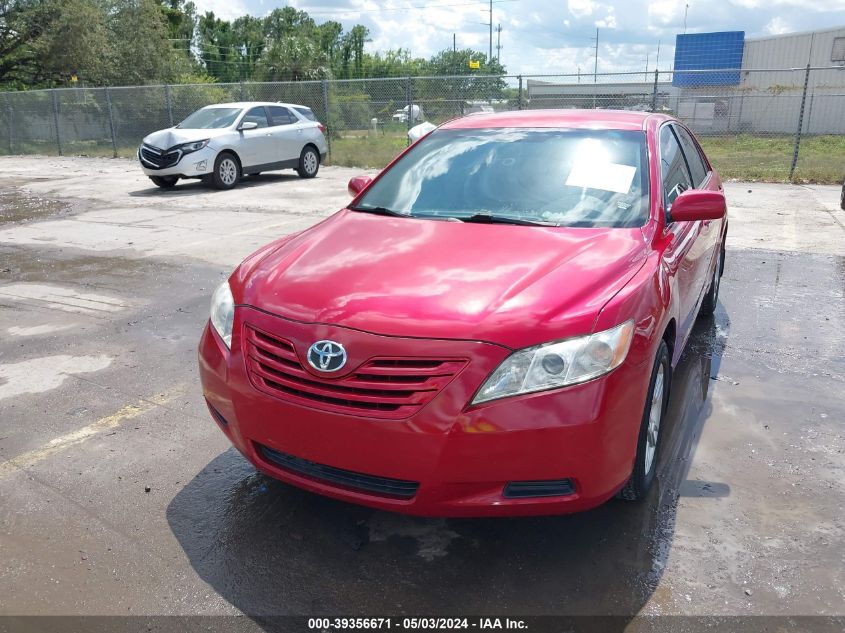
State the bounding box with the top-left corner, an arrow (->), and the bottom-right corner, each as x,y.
210,152 -> 240,190
618,340 -> 670,501
149,176 -> 178,188
296,146 -> 319,178
699,248 -> 724,317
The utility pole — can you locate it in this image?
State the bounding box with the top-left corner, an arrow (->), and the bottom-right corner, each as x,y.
683,3 -> 689,34
496,24 -> 502,61
655,40 -> 661,71
488,0 -> 493,63
591,28 -> 599,108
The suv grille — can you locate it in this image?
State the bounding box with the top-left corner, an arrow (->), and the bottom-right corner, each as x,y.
244,325 -> 466,420
258,444 -> 419,499
139,144 -> 181,169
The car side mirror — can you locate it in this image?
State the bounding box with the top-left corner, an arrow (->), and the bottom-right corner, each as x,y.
239,121 -> 258,131
348,175 -> 373,197
669,189 -> 727,222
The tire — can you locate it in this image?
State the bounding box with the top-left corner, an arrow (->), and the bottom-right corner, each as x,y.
699,247 -> 724,317
618,340 -> 670,501
296,146 -> 320,178
149,176 -> 178,188
210,152 -> 240,190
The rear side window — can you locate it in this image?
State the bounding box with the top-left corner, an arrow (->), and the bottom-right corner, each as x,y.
242,106 -> 269,128
673,125 -> 709,187
268,106 -> 296,126
294,107 -> 317,121
659,126 -> 692,212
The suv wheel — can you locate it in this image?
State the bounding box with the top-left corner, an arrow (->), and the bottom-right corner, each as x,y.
211,152 -> 240,190
296,146 -> 319,179
150,176 -> 178,188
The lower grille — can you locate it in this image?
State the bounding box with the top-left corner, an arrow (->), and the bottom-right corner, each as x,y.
503,479 -> 575,498
258,445 -> 419,499
140,145 -> 181,169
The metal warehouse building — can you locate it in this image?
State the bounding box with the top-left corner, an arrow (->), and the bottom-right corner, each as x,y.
527,26 -> 845,134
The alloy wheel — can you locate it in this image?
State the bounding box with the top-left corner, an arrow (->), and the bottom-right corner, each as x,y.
219,158 -> 237,186
644,364 -> 664,474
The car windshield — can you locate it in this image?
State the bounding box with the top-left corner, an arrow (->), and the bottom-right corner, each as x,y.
354,128 -> 650,228
177,107 -> 242,129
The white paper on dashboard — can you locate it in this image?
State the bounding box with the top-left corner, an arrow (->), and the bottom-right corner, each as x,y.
565,162 -> 637,194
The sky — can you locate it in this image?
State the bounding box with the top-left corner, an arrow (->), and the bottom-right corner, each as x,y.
189,0 -> 845,76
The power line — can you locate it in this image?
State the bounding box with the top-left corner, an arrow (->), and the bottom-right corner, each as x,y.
295,0 -> 519,16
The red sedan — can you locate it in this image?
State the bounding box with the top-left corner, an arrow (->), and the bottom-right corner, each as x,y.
199,110 -> 727,517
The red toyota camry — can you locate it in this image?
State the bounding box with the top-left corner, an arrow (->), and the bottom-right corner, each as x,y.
198,110 -> 727,517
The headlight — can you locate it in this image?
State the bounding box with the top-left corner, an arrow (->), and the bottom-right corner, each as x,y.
471,320 -> 634,405
181,139 -> 210,153
210,281 -> 235,348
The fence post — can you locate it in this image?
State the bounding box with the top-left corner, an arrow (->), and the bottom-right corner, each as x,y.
5,94 -> 12,155
321,79 -> 331,160
650,69 -> 659,111
165,84 -> 173,127
518,75 -> 523,110
406,76 -> 413,141
240,81 -> 246,101
105,88 -> 118,158
788,64 -> 811,181
51,90 -> 62,156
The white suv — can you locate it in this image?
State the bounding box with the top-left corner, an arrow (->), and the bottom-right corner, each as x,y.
138,102 -> 329,190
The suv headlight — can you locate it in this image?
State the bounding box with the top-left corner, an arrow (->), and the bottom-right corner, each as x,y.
210,282 -> 235,348
471,320 -> 634,405
181,139 -> 210,154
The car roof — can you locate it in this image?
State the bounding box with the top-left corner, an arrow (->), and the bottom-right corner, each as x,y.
441,109 -> 670,131
204,102 -> 312,110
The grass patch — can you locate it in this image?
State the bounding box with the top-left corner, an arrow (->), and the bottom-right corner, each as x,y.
327,133 -> 408,169
698,134 -> 845,184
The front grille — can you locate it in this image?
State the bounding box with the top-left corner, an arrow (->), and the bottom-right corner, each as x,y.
258,444 -> 419,499
503,479 -> 575,498
139,144 -> 181,169
244,325 -> 466,420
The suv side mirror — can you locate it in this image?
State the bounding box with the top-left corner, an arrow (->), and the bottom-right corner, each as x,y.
239,121 -> 258,131
669,189 -> 727,222
348,175 -> 373,197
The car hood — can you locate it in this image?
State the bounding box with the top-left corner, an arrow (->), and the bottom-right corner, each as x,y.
142,127 -> 231,150
235,210 -> 648,349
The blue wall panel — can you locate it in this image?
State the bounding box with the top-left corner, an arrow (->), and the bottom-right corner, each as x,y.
673,31 -> 744,86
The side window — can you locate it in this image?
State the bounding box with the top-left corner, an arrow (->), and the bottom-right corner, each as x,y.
294,107 -> 317,121
242,107 -> 269,128
673,125 -> 708,187
268,106 -> 295,126
659,126 -> 693,213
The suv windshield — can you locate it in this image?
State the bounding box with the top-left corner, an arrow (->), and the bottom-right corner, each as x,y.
354,128 -> 649,228
177,107 -> 242,129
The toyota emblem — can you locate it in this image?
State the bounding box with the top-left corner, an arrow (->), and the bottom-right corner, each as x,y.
307,340 -> 347,372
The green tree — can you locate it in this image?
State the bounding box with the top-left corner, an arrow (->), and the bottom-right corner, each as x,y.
256,35 -> 329,81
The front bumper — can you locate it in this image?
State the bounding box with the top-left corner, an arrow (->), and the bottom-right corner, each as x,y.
198,307 -> 652,517
138,145 -> 216,178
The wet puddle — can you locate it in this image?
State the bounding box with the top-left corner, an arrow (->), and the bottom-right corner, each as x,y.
0,189 -> 72,226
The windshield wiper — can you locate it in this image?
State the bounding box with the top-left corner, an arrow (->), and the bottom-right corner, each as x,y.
349,205 -> 406,217
455,213 -> 557,227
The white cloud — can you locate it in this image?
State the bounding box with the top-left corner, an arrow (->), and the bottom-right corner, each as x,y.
568,0 -> 596,18
189,0 -> 845,76
765,17 -> 791,35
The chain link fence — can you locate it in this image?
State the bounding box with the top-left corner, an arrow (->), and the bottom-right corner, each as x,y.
1,67 -> 843,182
